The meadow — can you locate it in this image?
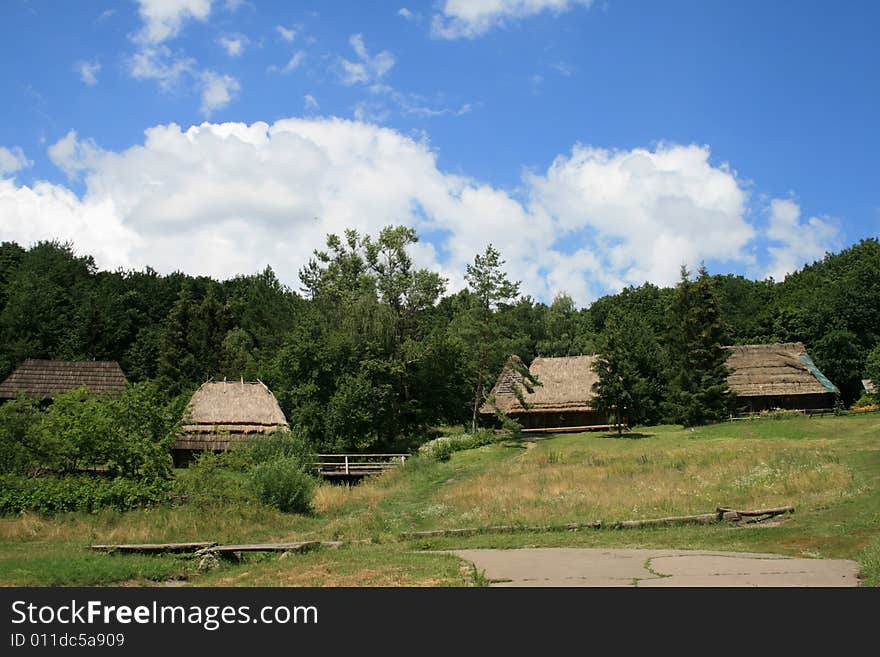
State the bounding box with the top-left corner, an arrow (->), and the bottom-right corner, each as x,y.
1,412 -> 878,587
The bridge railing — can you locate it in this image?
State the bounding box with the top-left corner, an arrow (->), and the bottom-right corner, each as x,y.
314,453 -> 409,477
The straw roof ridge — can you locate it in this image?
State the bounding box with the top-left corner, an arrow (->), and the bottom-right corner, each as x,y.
725,342 -> 838,397
0,359 -> 127,399
181,380 -> 289,427
481,354 -> 600,415
175,379 -> 289,451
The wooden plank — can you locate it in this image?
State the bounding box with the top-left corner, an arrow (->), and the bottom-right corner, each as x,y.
90,542 -> 216,553
204,541 -> 321,554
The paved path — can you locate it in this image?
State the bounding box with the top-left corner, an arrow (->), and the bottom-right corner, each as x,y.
451,548 -> 860,587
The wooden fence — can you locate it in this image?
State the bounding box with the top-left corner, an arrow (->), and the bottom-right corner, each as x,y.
314,454 -> 409,478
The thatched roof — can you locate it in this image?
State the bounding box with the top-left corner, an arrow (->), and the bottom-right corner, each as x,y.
0,359 -> 127,400
725,343 -> 838,398
175,380 -> 289,451
481,355 -> 600,415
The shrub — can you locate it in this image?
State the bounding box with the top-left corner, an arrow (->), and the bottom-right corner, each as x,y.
0,474 -> 169,514
0,397 -> 44,475
107,382 -> 179,480
418,429 -> 498,461
39,387 -> 116,474
172,451 -> 255,507
248,457 -> 315,513
230,428 -> 314,470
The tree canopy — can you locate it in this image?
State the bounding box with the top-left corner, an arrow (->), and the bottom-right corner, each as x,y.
0,235 -> 877,447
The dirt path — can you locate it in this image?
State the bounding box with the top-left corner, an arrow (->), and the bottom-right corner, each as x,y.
451,548 -> 860,587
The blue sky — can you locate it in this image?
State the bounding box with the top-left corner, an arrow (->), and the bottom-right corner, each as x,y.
0,1 -> 877,305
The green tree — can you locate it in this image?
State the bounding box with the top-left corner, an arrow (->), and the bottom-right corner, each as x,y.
667,265 -> 732,425
812,329 -> 864,406
592,307 -> 666,433
864,343 -> 880,402
461,245 -> 521,432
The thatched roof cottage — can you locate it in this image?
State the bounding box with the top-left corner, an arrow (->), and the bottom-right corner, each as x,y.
725,342 -> 838,412
174,380 -> 289,456
480,355 -> 610,432
0,359 -> 127,401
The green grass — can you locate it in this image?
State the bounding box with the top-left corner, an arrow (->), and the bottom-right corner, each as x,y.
1,412 -> 878,586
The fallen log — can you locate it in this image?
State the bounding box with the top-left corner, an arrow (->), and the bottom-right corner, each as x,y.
716,505 -> 794,517
400,520 -> 603,540
90,542 -> 216,554
613,511 -> 741,529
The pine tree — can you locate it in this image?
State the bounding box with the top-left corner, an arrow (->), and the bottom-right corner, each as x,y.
592,307 -> 665,434
668,265 -> 732,426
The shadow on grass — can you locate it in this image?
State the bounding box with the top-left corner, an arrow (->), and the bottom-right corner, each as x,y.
598,432 -> 657,440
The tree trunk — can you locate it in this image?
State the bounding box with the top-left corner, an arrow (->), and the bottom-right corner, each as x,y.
471,350 -> 487,433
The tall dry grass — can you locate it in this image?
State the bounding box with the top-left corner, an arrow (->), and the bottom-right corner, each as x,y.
429,439 -> 852,527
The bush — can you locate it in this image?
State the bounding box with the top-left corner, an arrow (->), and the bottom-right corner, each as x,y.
107,382 -> 179,479
418,429 -> 498,461
172,451 -> 255,507
248,457 -> 315,513
228,429 -> 314,470
0,397 -> 44,475
0,474 -> 169,514
173,431 -> 316,514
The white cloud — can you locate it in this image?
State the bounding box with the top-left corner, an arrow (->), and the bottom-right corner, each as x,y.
0,178 -> 141,270
48,131 -> 102,179
276,25 -> 297,42
339,34 -> 395,85
0,146 -> 33,177
75,60 -> 101,86
128,45 -> 195,90
199,71 -> 240,115
269,51 -> 306,75
3,121 -> 782,306
765,198 -> 841,281
528,143 -> 755,290
432,0 -> 593,39
398,8 -> 414,20
304,95 -> 319,111
134,0 -> 213,45
217,35 -> 246,57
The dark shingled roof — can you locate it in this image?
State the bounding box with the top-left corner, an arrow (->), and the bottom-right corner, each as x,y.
0,359 -> 128,400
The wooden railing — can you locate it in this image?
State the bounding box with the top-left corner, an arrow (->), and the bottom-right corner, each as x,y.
314,454 -> 409,478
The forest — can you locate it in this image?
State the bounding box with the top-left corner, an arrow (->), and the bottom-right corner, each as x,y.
1,228 -> 879,458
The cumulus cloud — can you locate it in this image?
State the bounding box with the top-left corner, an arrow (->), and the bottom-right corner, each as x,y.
75,60 -> 101,86
432,0 -> 593,39
48,131 -> 103,179
528,143 -> 755,290
0,146 -> 33,177
199,72 -> 240,115
398,8 -> 415,20
765,198 -> 841,281
134,0 -> 213,45
340,34 -> 395,85
3,120 -> 781,305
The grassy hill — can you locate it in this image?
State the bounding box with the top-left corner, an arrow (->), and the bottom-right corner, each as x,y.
1,412 -> 878,586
